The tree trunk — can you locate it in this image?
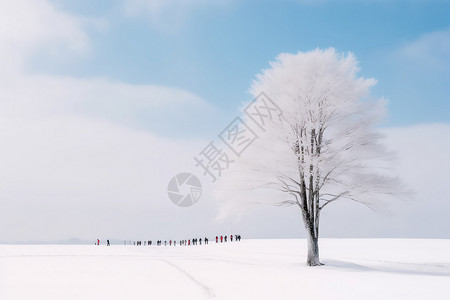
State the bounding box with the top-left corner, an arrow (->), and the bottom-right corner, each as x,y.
306,227 -> 321,266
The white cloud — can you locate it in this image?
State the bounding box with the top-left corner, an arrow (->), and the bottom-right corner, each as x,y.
0,0 -> 214,126
0,74 -> 213,132
0,0 -> 88,50
397,28 -> 450,75
0,0 -> 91,75
124,0 -> 211,15
0,113 -> 210,241
122,0 -> 233,31
123,0 -> 232,15
0,0 -> 224,242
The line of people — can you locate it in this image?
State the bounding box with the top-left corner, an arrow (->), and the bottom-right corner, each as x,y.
120,234 -> 242,247
216,235 -> 241,243
96,239 -> 110,246
125,238 -> 210,246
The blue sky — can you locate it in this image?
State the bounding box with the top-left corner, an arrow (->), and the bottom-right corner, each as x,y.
0,0 -> 449,242
31,0 -> 450,135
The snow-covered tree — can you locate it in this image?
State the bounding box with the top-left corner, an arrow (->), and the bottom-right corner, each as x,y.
217,48 -> 406,266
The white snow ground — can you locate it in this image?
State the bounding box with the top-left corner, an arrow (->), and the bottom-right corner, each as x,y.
1,239 -> 449,300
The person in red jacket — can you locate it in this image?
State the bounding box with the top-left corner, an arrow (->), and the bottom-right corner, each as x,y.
220,236 -> 223,243
216,236 -> 218,243
97,239 -> 100,245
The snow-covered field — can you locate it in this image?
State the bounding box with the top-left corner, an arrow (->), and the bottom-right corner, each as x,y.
1,239 -> 449,300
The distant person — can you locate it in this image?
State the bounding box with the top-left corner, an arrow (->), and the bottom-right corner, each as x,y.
188,240 -> 191,246
230,235 -> 233,242
199,238 -> 202,245
224,236 -> 227,242
170,240 -> 172,246
205,237 -> 208,244
107,240 -> 110,246
220,236 -> 223,243
97,239 -> 100,246
216,236 -> 218,243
